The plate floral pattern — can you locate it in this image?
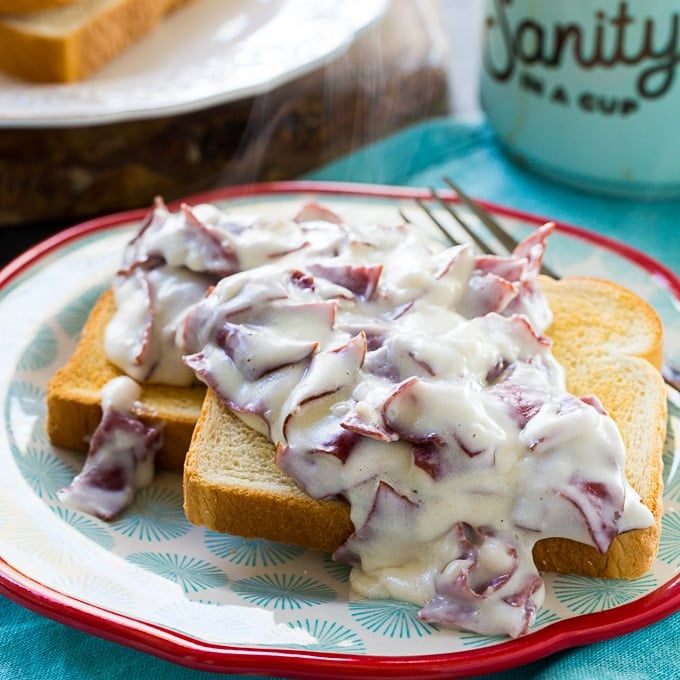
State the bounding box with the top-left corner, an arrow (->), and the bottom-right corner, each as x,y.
1,186 -> 679,678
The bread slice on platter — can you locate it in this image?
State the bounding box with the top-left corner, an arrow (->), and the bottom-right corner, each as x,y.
0,0 -> 195,82
0,1 -> 78,12
46,289 -> 205,470
183,276 -> 667,579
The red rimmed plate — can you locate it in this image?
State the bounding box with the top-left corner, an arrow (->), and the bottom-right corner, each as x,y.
1,181 -> 678,679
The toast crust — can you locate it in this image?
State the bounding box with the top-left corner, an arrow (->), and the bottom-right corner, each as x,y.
183,277 -> 667,578
46,289 -> 205,470
0,1 -> 78,12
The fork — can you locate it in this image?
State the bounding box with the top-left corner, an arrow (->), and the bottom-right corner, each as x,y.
405,176 -> 680,394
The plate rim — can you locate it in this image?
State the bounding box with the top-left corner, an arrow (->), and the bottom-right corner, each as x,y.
2,553 -> 679,680
3,180 -> 680,299
1,180 -> 679,679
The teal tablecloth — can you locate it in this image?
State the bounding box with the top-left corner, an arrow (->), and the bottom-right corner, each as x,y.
310,119 -> 680,274
2,118 -> 679,679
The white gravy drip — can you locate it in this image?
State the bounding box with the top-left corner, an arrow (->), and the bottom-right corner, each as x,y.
58,376 -> 163,520
168,203 -> 655,638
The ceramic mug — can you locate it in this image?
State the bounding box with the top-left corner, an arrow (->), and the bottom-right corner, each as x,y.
480,0 -> 680,198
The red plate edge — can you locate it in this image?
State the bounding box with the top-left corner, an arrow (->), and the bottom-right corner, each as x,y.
2,557 -> 679,680
1,180 -> 679,679
2,180 -> 679,296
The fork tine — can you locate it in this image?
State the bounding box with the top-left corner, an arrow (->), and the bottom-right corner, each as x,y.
440,177 -> 560,279
442,177 -> 519,254
411,198 -> 459,247
400,203 -> 456,245
663,362 -> 680,393
429,190 -> 499,256
410,183 -> 678,394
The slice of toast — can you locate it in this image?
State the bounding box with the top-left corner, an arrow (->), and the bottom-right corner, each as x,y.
0,0 -> 194,82
46,289 -> 205,470
183,276 -> 667,578
0,1 -> 79,12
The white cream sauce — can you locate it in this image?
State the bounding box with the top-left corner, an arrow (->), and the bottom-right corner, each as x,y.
105,200 -> 351,385
58,376 -> 162,520
99,199 -> 653,637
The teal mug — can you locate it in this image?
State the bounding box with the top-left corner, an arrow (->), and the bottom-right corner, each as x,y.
480,0 -> 680,198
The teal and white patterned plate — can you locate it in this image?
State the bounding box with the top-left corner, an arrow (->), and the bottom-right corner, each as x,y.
1,183 -> 678,679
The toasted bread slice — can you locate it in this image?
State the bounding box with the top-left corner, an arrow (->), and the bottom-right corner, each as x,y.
183,389 -> 354,552
46,289 -> 205,470
0,0 -> 194,82
531,276 -> 666,577
183,277 -> 667,578
0,1 -> 78,13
